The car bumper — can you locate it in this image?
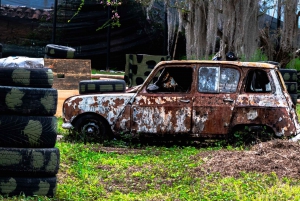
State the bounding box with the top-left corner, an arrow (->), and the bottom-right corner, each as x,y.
62,122 -> 73,129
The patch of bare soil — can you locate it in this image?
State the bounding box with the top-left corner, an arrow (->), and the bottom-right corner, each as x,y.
193,139 -> 300,178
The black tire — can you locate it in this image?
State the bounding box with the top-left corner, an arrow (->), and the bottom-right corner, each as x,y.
0,176 -> 56,197
79,80 -> 126,94
279,69 -> 297,82
73,114 -> 111,143
0,67 -> 53,88
285,82 -> 297,93
290,93 -> 298,105
0,147 -> 59,176
45,44 -> 75,59
297,71 -> 300,82
0,86 -> 57,116
0,115 -> 57,148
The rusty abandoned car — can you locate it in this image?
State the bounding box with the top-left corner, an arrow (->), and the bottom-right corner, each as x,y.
62,60 -> 300,142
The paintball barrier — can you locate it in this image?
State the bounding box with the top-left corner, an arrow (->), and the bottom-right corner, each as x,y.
124,54 -> 169,87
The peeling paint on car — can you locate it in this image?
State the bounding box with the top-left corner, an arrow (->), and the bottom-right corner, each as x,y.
247,110 -> 258,120
63,94 -> 133,125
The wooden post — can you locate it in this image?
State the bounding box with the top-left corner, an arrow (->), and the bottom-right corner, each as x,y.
51,0 -> 58,44
106,5 -> 111,71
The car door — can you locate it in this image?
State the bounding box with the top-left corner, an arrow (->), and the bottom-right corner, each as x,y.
193,65 -> 240,135
131,65 -> 194,135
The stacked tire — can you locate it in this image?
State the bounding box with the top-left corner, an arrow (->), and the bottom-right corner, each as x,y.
0,67 -> 59,197
45,44 -> 76,59
279,69 -> 298,105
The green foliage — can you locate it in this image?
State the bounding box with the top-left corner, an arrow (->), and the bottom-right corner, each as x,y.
57,117 -> 69,136
68,0 -> 122,30
286,58 -> 300,70
245,49 -> 269,62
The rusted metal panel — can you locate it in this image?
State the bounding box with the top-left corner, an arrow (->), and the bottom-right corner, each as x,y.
131,95 -> 192,134
63,94 -> 133,124
192,65 -> 239,135
160,60 -> 279,69
193,93 -> 237,134
231,107 -> 296,137
113,105 -> 131,133
232,69 -> 299,137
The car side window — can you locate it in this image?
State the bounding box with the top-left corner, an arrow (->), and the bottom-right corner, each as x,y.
198,66 -> 240,93
146,67 -> 193,93
219,67 -> 240,93
245,69 -> 271,93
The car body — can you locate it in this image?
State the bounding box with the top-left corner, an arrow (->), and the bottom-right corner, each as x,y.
62,60 -> 300,140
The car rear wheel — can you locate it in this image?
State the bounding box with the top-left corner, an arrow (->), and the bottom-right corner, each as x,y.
73,114 -> 111,143
229,125 -> 275,146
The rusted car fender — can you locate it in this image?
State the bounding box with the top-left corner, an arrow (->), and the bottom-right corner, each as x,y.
62,93 -> 134,129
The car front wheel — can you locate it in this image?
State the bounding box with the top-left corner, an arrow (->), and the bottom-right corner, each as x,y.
73,114 -> 111,143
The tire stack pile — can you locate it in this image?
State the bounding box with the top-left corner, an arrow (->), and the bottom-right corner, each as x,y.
279,69 -> 298,105
0,67 -> 59,197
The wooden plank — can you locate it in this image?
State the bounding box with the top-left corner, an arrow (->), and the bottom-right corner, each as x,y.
91,74 -> 124,80
45,59 -> 91,90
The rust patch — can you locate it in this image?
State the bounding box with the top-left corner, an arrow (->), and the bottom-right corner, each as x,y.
63,94 -> 133,125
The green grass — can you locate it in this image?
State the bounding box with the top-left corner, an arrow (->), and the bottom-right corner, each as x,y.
53,143 -> 300,201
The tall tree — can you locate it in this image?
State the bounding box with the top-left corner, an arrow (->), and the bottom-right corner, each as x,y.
143,0 -> 300,65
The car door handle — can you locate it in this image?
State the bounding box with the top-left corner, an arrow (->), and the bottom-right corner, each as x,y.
180,99 -> 190,103
223,98 -> 234,102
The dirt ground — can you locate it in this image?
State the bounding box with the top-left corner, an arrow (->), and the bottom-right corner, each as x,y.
193,139 -> 300,179
94,139 -> 300,179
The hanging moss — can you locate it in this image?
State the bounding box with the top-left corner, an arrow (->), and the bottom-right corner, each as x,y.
145,0 -> 260,60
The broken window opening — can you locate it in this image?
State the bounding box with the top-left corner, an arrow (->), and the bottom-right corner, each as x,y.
245,69 -> 271,93
147,67 -> 193,93
198,66 -> 240,93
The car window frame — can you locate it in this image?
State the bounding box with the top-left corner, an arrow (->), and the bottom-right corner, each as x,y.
244,68 -> 273,93
145,65 -> 194,94
197,65 -> 241,94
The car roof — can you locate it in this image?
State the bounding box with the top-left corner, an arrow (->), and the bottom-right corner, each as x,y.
156,60 -> 278,69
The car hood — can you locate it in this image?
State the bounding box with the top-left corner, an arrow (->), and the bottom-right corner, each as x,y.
63,93 -> 135,124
